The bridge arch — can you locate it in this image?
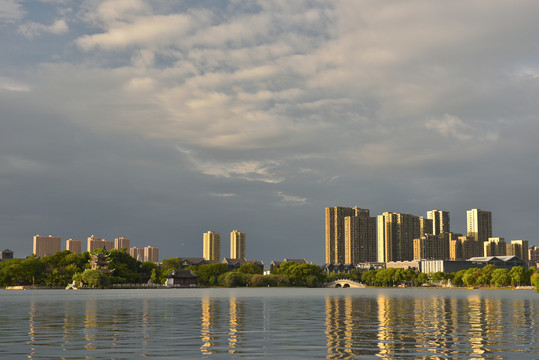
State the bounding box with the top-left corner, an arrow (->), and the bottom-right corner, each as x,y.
325,279 -> 366,288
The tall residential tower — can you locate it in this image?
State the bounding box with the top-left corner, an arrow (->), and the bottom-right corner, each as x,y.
230,230 -> 246,259
426,210 -> 450,235
203,231 -> 221,262
326,207 -> 375,264
377,212 -> 421,262
466,209 -> 492,243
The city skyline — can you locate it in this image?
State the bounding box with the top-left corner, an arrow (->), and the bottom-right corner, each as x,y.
1,1 -> 539,266
21,205 -> 537,265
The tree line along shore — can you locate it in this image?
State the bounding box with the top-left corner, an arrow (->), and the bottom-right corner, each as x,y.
0,249 -> 537,290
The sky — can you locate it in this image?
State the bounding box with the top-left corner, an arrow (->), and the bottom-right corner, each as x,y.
1,0 -> 538,265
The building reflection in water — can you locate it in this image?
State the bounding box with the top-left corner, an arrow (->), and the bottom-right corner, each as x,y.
228,297 -> 239,353
325,296 -> 379,359
83,299 -> 98,350
200,297 -> 219,354
200,296 -> 246,355
27,300 -> 37,359
324,293 -> 534,359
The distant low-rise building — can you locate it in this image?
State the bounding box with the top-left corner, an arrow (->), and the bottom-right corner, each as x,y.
165,270 -> 199,287
322,263 -> 356,274
386,261 -> 420,271
1,249 -> 14,261
222,258 -> 264,272
178,258 -> 209,267
468,255 -> 529,270
419,260 -> 483,274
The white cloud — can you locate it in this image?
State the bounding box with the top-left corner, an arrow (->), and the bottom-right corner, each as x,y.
425,114 -> 474,141
77,12 -> 210,50
18,19 -> 68,38
0,0 -> 24,23
277,191 -> 307,205
211,193 -> 236,198
0,77 -> 30,92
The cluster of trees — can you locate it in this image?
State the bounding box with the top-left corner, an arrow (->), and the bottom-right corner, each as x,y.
353,265 -> 538,289
0,249 -> 162,288
160,259 -> 326,288
2,250 -> 537,291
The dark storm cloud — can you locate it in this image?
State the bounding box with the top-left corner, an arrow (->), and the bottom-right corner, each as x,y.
1,0 -> 538,264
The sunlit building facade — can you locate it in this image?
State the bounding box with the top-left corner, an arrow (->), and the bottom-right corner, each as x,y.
426,210 -> 450,235
377,212 -> 420,262
484,237 -> 506,257
66,239 -> 82,254
344,211 -> 377,264
230,230 -> 246,259
203,231 -> 221,262
506,240 -> 529,261
33,235 -> 61,257
144,246 -> 159,263
87,235 -> 114,252
413,234 -> 449,260
114,237 -> 131,251
130,246 -> 144,261
467,209 -> 492,243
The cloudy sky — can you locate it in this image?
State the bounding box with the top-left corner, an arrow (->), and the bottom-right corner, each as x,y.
1,0 -> 538,264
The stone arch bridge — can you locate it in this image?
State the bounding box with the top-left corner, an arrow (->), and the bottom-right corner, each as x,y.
325,279 -> 366,288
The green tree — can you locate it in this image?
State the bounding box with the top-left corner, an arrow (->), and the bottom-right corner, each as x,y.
509,266 -> 526,287
452,270 -> 466,287
192,263 -> 229,287
490,268 -> 510,288
161,257 -> 181,276
219,271 -> 251,287
81,269 -> 110,288
140,261 -> 159,281
238,262 -> 263,275
415,272 -> 428,286
278,263 -> 326,287
108,249 -> 141,283
361,270 -> 376,286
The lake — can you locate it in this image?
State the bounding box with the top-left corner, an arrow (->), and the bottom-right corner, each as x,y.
0,288 -> 537,359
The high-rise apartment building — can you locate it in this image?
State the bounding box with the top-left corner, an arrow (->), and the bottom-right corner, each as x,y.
115,237 -> 131,251
377,212 -> 420,262
344,211 -> 377,264
130,246 -> 144,261
419,217 -> 433,236
506,240 -> 529,261
467,209 -> 492,243
230,230 -> 246,259
66,239 -> 82,254
413,234 -> 449,260
326,207 -> 372,264
33,235 -> 61,257
484,237 -> 506,257
449,235 -> 483,260
144,246 -> 159,263
426,210 -> 450,235
529,246 -> 539,263
203,231 -> 221,262
87,235 -> 114,252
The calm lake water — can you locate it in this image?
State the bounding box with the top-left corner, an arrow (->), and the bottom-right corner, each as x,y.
0,288 -> 537,359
